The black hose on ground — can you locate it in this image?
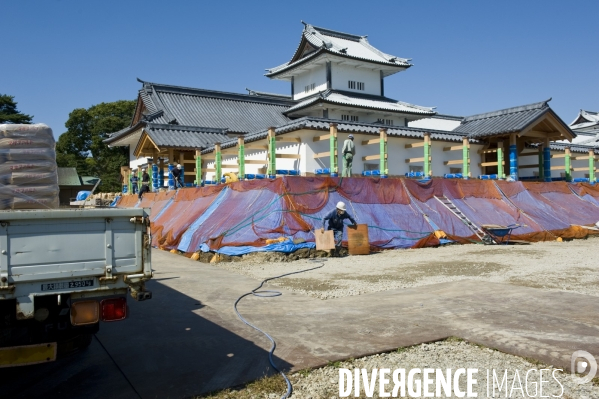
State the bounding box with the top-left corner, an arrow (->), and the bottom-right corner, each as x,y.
233,258 -> 327,399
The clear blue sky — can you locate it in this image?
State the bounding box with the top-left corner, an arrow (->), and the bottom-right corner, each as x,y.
3,1 -> 597,138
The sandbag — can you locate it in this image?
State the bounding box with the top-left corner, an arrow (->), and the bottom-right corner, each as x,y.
0,124 -> 59,210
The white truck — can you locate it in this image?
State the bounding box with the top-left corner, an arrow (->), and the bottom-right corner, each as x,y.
0,207 -> 152,367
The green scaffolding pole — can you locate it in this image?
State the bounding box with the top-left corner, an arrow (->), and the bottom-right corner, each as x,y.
564,148 -> 571,182
424,134 -> 431,177
195,150 -> 202,185
238,144 -> 245,179
329,134 -> 337,174
215,146 -> 222,183
589,150 -> 595,182
462,138 -> 470,178
380,129 -> 388,175
268,130 -> 276,177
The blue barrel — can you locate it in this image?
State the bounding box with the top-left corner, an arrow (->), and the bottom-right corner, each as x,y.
167,164 -> 175,190
159,164 -> 164,189
152,164 -> 159,192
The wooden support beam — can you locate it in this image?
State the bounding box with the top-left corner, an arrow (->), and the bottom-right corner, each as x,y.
444,160 -> 463,165
276,154 -> 301,159
405,157 -> 425,163
551,154 -> 567,159
571,155 -> 596,160
276,137 -> 301,143
518,164 -> 540,169
183,159 -> 196,164
550,166 -> 567,171
312,134 -> 330,142
443,145 -> 463,152
573,167 -> 597,172
477,149 -> 498,154
313,152 -> 330,159
362,138 -> 380,145
244,159 -> 267,164
479,161 -> 499,167
405,142 -> 425,149
362,154 -> 388,161
245,144 -> 268,150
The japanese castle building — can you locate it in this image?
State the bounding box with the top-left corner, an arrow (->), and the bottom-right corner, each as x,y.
106,22 -> 595,189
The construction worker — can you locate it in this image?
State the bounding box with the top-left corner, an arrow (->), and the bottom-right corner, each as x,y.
342,134 -> 355,177
321,201 -> 357,256
138,168 -> 150,200
172,164 -> 184,189
130,169 -> 138,194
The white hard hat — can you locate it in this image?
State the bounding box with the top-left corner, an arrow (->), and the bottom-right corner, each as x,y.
336,201 -> 346,211
142,168 -> 146,171
177,164 -> 181,168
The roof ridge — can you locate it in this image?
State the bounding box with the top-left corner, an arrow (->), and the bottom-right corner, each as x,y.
139,81 -> 296,106
304,22 -> 364,42
145,123 -> 228,134
462,99 -> 551,122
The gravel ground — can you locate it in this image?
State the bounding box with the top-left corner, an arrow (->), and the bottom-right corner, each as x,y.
202,237 -> 599,398
214,236 -> 599,300
202,339 -> 599,398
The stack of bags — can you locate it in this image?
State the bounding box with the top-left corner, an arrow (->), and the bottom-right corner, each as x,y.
0,124 -> 59,210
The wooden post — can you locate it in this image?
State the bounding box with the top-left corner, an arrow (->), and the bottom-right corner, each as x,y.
329,123 -> 338,176
238,136 -> 245,179
380,127 -> 388,176
267,127 -> 276,178
463,137 -> 470,179
509,133 -> 518,180
423,132 -> 431,177
195,150 -> 202,186
589,149 -> 595,182
564,147 -> 571,182
215,142 -> 222,183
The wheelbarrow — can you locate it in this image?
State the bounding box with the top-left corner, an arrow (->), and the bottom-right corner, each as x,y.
481,224 -> 522,245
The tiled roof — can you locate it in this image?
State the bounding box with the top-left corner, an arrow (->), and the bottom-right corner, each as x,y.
57,167 -> 81,186
266,23 -> 411,78
570,110 -> 599,131
106,80 -> 296,144
285,90 -> 436,116
144,124 -> 230,149
453,99 -> 574,139
548,142 -> 598,153
201,117 -> 470,154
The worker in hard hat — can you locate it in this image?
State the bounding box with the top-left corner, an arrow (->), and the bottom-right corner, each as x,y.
138,168 -> 150,200
321,201 -> 357,256
341,134 -> 355,177
171,164 -> 184,189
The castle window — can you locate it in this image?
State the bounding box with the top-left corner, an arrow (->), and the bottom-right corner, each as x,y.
304,83 -> 315,93
348,81 -> 365,91
376,118 -> 394,126
342,115 -> 359,122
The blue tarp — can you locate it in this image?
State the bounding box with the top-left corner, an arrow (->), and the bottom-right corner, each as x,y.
76,191 -> 91,201
200,241 -> 316,256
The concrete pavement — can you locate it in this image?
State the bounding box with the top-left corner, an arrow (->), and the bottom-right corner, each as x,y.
2,249 -> 597,398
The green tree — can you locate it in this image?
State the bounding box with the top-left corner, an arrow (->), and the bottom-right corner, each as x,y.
0,94 -> 33,124
56,100 -> 135,192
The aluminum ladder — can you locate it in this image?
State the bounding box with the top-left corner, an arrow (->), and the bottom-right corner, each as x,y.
434,195 -> 487,241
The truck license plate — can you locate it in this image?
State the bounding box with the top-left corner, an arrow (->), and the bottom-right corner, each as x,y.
41,279 -> 94,291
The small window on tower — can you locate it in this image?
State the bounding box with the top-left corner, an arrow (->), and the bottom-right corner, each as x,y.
348,81 -> 356,90
357,82 -> 365,90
